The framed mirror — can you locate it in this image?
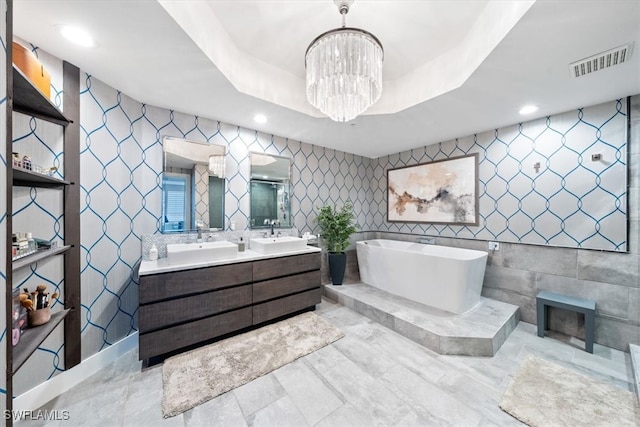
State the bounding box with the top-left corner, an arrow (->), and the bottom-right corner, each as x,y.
162,136 -> 226,233
250,152 -> 292,229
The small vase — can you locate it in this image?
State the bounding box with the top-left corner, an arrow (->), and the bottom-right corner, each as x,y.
28,307 -> 51,327
328,252 -> 347,285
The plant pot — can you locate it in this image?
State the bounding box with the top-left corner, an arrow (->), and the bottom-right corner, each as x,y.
328,252 -> 347,285
28,307 -> 51,327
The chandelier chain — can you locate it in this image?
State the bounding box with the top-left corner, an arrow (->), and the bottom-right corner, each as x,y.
339,3 -> 349,27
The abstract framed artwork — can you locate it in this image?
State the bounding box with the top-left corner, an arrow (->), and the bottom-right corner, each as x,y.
387,153 -> 479,225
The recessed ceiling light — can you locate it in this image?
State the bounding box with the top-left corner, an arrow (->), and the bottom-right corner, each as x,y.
59,25 -> 96,47
254,114 -> 267,124
519,104 -> 539,115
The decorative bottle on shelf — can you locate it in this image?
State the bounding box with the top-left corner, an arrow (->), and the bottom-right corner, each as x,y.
149,244 -> 158,261
26,232 -> 36,254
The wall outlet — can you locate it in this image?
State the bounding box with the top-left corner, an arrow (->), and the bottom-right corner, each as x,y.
488,241 -> 500,251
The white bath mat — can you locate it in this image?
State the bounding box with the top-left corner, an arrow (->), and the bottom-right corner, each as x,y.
161,312 -> 344,418
500,355 -> 639,426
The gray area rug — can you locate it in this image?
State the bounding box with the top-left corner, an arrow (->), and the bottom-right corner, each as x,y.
500,355 -> 640,426
162,312 -> 344,418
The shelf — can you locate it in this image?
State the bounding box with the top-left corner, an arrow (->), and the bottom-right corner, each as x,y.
12,309 -> 70,374
12,246 -> 71,271
12,65 -> 71,126
12,167 -> 70,187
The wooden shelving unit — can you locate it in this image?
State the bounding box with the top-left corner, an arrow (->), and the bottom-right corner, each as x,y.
5,10 -> 81,420
12,246 -> 71,271
12,65 -> 71,125
12,167 -> 70,187
8,62 -> 80,375
12,309 -> 70,373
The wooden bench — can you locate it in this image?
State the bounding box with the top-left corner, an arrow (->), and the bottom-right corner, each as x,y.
536,291 -> 596,353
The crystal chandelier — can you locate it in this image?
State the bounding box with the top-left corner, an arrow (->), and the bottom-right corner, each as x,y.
305,0 -> 384,122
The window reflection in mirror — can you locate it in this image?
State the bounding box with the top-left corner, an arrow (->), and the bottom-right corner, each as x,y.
162,136 -> 226,233
250,153 -> 292,229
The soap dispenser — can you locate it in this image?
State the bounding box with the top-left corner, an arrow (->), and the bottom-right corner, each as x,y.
149,244 -> 158,261
238,237 -> 245,252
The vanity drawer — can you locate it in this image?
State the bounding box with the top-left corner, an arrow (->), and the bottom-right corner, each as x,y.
139,263 -> 252,304
253,270 -> 321,303
139,306 -> 252,360
252,253 -> 321,282
253,288 -> 322,325
139,284 -> 252,332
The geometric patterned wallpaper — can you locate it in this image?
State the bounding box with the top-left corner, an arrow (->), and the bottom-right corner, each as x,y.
79,77 -> 374,371
5,36 -> 630,397
1,0 -> 7,407
138,105 -> 375,235
373,99 -> 628,252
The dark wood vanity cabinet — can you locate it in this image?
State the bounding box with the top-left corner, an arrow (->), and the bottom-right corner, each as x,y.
252,253 -> 322,325
138,252 -> 321,360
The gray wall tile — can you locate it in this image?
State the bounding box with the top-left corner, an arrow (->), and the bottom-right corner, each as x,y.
483,265 -> 536,295
547,307 -> 583,339
577,250 -> 639,288
481,287 -> 503,301
503,244 -> 577,277
596,317 -> 640,351
629,289 -> 639,325
498,291 -> 535,324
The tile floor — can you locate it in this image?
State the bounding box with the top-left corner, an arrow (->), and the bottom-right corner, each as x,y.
22,298 -> 635,426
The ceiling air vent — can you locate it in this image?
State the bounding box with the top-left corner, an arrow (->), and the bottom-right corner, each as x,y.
569,43 -> 633,78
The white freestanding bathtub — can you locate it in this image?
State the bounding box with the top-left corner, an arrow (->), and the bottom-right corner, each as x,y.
356,239 -> 488,314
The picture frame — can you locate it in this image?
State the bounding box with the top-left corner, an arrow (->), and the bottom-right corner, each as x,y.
387,153 -> 479,225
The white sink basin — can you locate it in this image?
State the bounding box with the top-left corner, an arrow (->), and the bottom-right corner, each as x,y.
251,236 -> 308,254
166,241 -> 238,264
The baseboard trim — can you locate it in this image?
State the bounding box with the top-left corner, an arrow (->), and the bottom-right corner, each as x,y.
13,332 -> 138,411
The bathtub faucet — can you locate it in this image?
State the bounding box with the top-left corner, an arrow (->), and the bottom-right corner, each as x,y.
419,237 -> 436,245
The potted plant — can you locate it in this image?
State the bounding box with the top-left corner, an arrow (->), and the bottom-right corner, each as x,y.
315,203 -> 357,285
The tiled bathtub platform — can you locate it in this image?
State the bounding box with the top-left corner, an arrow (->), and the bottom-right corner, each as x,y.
323,283 -> 520,357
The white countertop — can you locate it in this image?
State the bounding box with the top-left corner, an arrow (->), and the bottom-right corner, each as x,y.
138,245 -> 322,276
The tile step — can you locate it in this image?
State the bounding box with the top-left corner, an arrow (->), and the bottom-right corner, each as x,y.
323,283 -> 520,357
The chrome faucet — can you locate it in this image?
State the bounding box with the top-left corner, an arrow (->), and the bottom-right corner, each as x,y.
196,220 -> 205,242
270,220 -> 276,236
